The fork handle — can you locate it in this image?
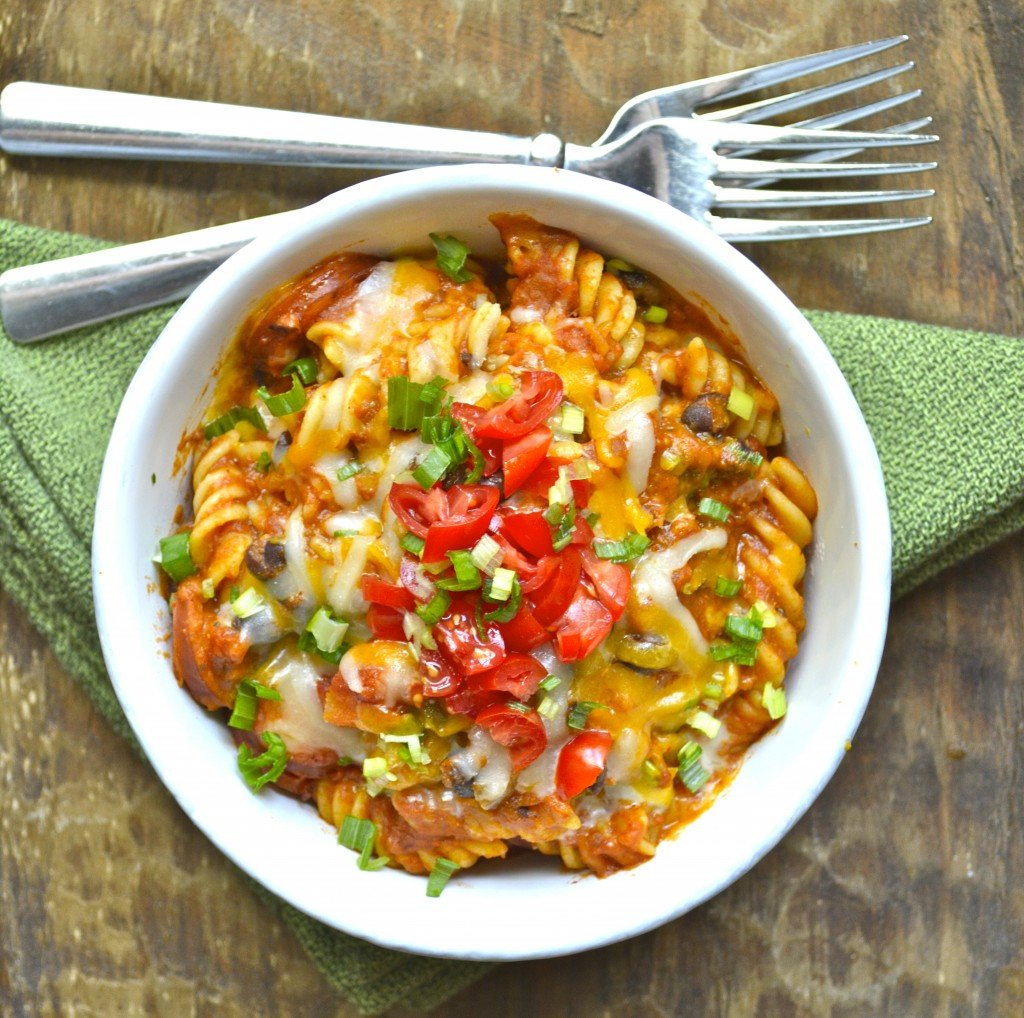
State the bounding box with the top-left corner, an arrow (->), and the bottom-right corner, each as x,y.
0,82 -> 564,169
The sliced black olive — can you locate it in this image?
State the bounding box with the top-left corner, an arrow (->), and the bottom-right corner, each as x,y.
245,536 -> 287,580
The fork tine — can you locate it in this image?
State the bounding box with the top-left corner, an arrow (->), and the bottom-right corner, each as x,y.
705,120 -> 937,149
717,156 -> 937,180
712,186 -> 935,209
710,214 -> 933,242
703,62 -> 915,124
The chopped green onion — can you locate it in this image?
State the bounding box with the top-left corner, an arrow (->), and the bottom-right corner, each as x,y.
307,606 -> 349,654
450,550 -> 482,586
417,591 -> 451,626
548,465 -> 573,507
470,535 -> 503,575
157,531 -> 196,583
592,532 -> 650,563
283,356 -> 318,385
715,576 -> 743,598
203,405 -> 267,440
506,700 -> 531,714
642,305 -> 668,324
677,741 -> 709,793
298,626 -> 346,664
237,731 -> 288,792
338,815 -> 390,871
642,759 -> 660,779
567,700 -> 605,731
333,529 -> 360,538
724,613 -> 763,644
257,373 -> 306,416
762,682 -> 787,720
688,709 -> 721,739
537,696 -> 560,720
727,387 -> 755,421
201,578 -> 216,600
419,376 -> 448,415
560,403 -> 585,435
731,441 -> 764,469
473,600 -> 488,641
228,678 -> 282,731
426,857 -> 459,897
539,675 -> 561,692
336,461 -> 363,482
585,511 -> 601,528
487,380 -> 515,401
362,757 -> 388,780
429,233 -> 474,283
412,446 -> 452,489
697,497 -> 731,522
708,641 -> 758,666
660,449 -> 683,472
231,587 -> 265,619
255,450 -> 273,474
703,680 -> 723,701
381,732 -> 429,765
483,575 -> 521,622
544,500 -> 576,552
400,533 -> 426,557
751,600 -> 778,628
605,257 -> 634,273
487,567 -> 516,602
388,377 -> 427,430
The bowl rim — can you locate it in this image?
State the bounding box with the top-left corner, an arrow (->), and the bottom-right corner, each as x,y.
93,164 -> 891,960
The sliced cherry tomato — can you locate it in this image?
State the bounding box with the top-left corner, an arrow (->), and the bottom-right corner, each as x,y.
419,650 -> 461,698
422,485 -> 500,562
555,730 -> 613,798
433,597 -> 506,675
553,589 -> 614,662
502,427 -> 552,496
389,483 -> 448,538
360,574 -> 415,612
570,513 -> 595,546
500,509 -> 555,558
581,548 -> 630,621
496,601 -> 550,652
450,403 -> 502,476
530,546 -> 583,628
476,653 -> 547,699
445,687 -> 507,718
519,457 -> 593,505
366,604 -> 406,641
469,371 -> 564,440
475,703 -> 547,770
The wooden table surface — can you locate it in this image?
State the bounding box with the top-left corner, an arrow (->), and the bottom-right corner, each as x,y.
2,2 -> 1022,1015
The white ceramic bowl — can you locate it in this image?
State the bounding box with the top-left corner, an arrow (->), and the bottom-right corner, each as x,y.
93,165 -> 891,961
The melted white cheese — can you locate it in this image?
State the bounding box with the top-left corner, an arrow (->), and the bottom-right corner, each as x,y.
449,727 -> 513,809
324,534 -> 373,617
339,641 -> 419,707
623,411 -> 655,495
515,646 -> 572,798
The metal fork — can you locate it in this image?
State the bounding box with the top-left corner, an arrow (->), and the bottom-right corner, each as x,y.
0,38 -> 937,342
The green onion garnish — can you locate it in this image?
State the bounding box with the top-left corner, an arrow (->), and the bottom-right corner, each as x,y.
203,405 -> 267,440
560,403 -> 585,435
592,532 -> 650,563
228,678 -> 282,731
418,376 -> 448,416
417,591 -> 451,626
450,550 -> 482,586
506,700 -> 531,714
731,441 -> 764,469
336,461 -> 363,482
426,857 -> 459,897
642,759 -> 659,779
412,446 -> 452,490
306,606 -> 349,654
231,587 -> 265,619
157,531 -> 196,583
727,387 -> 755,421
483,575 -> 521,623
567,701 -> 605,731
470,534 -> 503,575
762,682 -> 787,720
283,356 -> 318,385
697,497 -> 731,522
388,376 -> 426,430
487,380 -> 515,401
537,696 -> 560,720
642,305 -> 668,324
714,576 -> 743,597
539,675 -> 561,692
547,465 -> 572,507
703,680 -> 723,701
400,533 -> 426,557
708,642 -> 758,666
688,709 -> 721,739
429,233 -> 474,283
201,578 -> 216,600
543,500 -> 576,552
605,257 -> 633,273
677,741 -> 709,793
257,373 -> 306,416
723,613 -> 762,644
237,731 -> 288,792
381,732 -> 429,765
255,450 -> 273,474
338,815 -> 390,871
363,756 -> 388,780
486,567 -> 516,602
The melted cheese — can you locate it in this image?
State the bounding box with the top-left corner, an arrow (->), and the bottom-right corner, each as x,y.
339,641 -> 419,707
515,646 -> 573,798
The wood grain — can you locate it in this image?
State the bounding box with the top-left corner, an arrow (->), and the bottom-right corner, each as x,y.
2,1 -> 1022,1015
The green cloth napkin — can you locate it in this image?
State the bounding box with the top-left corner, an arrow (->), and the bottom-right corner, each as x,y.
1,218 -> 1022,1013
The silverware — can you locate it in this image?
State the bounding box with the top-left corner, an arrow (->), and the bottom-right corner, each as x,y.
1,37 -> 937,342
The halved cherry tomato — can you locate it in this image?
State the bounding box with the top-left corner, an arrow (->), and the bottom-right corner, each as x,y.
467,371 -> 564,440
519,457 -> 593,505
419,650 -> 461,698
389,483 -> 500,563
502,427 -> 552,496
500,509 -> 554,558
553,589 -> 614,662
555,730 -> 613,798
366,604 -> 406,641
449,403 -> 502,476
433,597 -> 506,675
581,548 -> 630,621
445,687 -> 507,718
475,703 -> 547,770
496,601 -> 550,652
476,653 -> 547,699
530,546 -> 583,628
360,574 -> 415,612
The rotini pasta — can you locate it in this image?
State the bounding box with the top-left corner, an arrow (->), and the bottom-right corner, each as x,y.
159,214 -> 817,894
